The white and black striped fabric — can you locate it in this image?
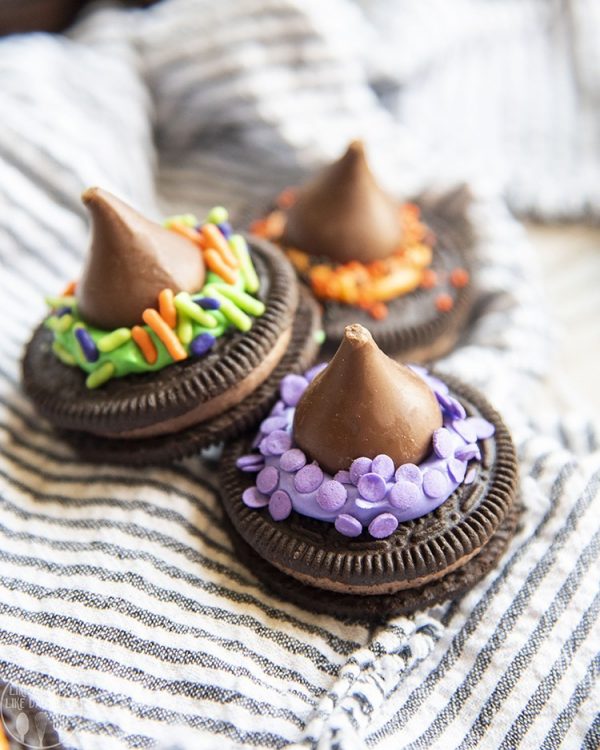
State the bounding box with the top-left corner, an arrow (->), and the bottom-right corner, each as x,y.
0,1 -> 598,748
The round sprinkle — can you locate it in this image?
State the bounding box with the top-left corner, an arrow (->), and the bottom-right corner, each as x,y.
433,428 -> 453,459
280,448 -> 307,473
435,293 -> 454,312
453,419 -> 477,443
349,457 -> 372,485
357,472 -> 387,502
447,458 -> 467,483
256,466 -> 279,494
269,490 -> 292,521
242,487 -> 269,508
294,464 -> 324,493
260,416 -> 288,434
372,454 -> 395,481
389,480 -> 419,509
334,470 -> 352,484
447,397 -> 467,420
427,376 -> 449,396
395,463 -> 423,486
450,267 -> 470,288
271,401 -> 286,416
335,514 -> 363,538
190,332 -> 216,357
423,469 -> 449,499
369,513 -> 399,539
207,206 -> 228,225
455,444 -> 481,462
195,296 -> 221,310
264,429 -> 292,456
472,417 -> 495,440
305,363 -> 327,382
280,374 -> 308,406
316,480 -> 347,512
236,454 -> 264,469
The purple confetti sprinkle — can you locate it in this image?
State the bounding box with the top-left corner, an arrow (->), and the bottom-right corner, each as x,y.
194,296 -> 220,310
271,401 -> 286,416
369,513 -> 399,539
217,221 -> 233,238
269,490 -> 292,521
280,374 -> 308,407
190,332 -> 216,356
433,428 -> 453,459
236,455 -> 265,473
256,466 -> 279,494
335,514 -> 363,537
464,466 -> 478,485
264,429 -> 292,456
455,443 -> 481,462
447,458 -> 467,483
423,469 -> 449,499
75,327 -> 99,363
472,417 -> 495,440
280,448 -> 307,472
437,391 -> 467,419
334,470 -> 352,484
389,480 -> 419,509
349,457 -> 372,485
395,463 -> 423,486
242,487 -> 269,508
452,419 -> 477,443
371,454 -> 395,481
427,376 -> 449,395
357,472 -> 387,502
260,416 -> 288,434
294,463 -> 324,493
305,363 -> 327,382
316,480 -> 347,511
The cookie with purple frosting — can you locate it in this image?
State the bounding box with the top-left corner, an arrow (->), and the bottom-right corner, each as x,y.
219,324 -> 518,620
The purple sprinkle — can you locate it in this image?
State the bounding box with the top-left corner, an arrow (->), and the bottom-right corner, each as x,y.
395,463 -> 423,486
217,221 -> 233,238
294,463 -> 324,493
447,458 -> 467,483
239,463 -> 263,474
357,472 -> 387,503
349,457 -> 372,485
271,400 -> 286,416
472,417 -> 495,440
371,454 -> 395,481
305,363 -> 327,382
242,487 -> 269,508
280,374 -> 308,407
194,296 -> 221,310
264,429 -> 292,456
55,306 -> 72,317
427,376 -> 449,395
316,480 -> 347,511
236,454 -> 265,473
423,469 -> 449,499
75,327 -> 99,362
269,490 -> 292,521
335,514 -> 363,537
436,391 -> 466,419
452,419 -> 477,444
190,332 -> 216,357
334,470 -> 352,484
455,443 -> 481,462
256,466 -> 279,494
260,416 -> 288,434
280,448 -> 307,472
464,466 -> 478,485
369,513 -> 399,539
433,427 -> 453,459
389,480 -> 419,509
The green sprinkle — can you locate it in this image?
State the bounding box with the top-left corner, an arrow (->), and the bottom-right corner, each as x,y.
229,234 -> 260,293
52,340 -> 77,366
210,283 -> 265,317
314,329 -> 326,345
97,328 -> 131,353
174,292 -> 217,328
203,286 -> 252,332
164,213 -> 198,228
176,311 -> 194,346
86,362 -> 116,389
45,295 -> 76,309
46,313 -> 73,333
207,206 -> 228,225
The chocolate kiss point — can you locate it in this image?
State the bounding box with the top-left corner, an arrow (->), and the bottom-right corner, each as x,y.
76,187 -> 205,329
293,324 -> 442,474
281,140 -> 403,264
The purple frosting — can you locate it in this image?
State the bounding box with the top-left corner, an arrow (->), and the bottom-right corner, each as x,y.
238,367 -> 495,539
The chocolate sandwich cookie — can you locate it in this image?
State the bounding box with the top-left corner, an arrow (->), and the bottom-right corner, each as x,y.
250,141 -> 473,360
219,324 -> 518,621
0,679 -> 63,749
22,189 -> 321,464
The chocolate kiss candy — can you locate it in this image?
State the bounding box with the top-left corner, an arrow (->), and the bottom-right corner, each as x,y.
281,140 -> 403,264
76,187 -> 206,329
293,324 -> 442,474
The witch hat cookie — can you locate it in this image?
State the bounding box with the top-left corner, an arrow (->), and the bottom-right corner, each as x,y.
252,141 -> 473,360
23,189 -> 322,464
220,324 -> 519,621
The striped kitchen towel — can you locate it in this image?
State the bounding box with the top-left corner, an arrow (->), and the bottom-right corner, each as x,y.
0,1 -> 598,748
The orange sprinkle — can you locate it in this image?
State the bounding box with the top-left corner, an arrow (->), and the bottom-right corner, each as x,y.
142,308 -> 187,362
204,247 -> 237,284
158,288 -> 177,328
169,221 -> 204,248
132,325 -> 158,365
276,187 -> 297,209
369,302 -> 388,320
435,293 -> 454,313
450,267 -> 470,288
421,269 -> 438,289
61,280 -> 77,296
202,223 -> 239,268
